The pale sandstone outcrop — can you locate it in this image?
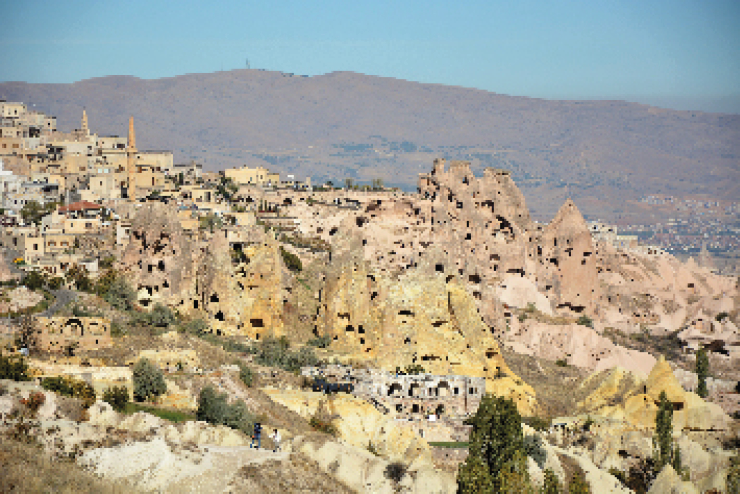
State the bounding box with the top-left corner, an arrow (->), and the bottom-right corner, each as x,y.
578,357 -> 733,431
262,389 -> 431,465
648,465 -> 699,494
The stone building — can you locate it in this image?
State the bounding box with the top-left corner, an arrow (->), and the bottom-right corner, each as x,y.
302,365 -> 485,420
34,316 -> 112,353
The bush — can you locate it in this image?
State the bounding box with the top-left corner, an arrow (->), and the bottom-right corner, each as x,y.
555,359 -> 568,367
147,304 -> 177,327
22,271 -> 46,290
196,385 -> 252,433
523,415 -> 551,431
306,335 -> 332,348
103,277 -> 137,311
238,362 -> 254,387
715,312 -> 729,322
280,246 -> 302,272
0,355 -> 32,381
132,358 -> 167,402
251,336 -> 320,373
20,392 -> 46,418
384,462 -> 407,483
102,386 -> 129,412
576,315 -> 594,328
181,318 -> 209,335
40,376 -> 96,407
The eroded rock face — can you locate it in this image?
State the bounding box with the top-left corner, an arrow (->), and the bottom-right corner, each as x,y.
538,199 -> 600,314
316,237 -> 538,415
118,202 -> 197,309
193,231 -> 286,338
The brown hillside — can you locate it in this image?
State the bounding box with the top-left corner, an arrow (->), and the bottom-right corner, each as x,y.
1,70 -> 738,220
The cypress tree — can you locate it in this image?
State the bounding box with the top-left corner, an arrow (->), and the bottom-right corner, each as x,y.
654,391 -> 674,470
696,346 -> 709,398
457,395 -> 526,493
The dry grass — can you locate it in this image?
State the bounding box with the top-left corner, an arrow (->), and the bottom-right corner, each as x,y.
232,453 -> 354,493
500,347 -> 586,417
0,437 -> 135,493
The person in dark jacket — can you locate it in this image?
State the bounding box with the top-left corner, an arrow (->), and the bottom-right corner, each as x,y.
250,422 -> 262,449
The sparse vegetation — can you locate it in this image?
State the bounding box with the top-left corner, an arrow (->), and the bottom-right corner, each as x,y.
238,362 -> 254,387
249,336 -> 320,373
306,334 -> 332,348
576,315 -> 594,328
41,375 -> 96,407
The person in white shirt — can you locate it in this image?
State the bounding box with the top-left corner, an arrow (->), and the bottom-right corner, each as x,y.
270,428 -> 281,452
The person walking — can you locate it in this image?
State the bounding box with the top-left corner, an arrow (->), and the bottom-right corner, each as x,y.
250,422 -> 262,449
270,428 -> 281,452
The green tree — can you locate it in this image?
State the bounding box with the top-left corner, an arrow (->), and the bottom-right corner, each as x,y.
542,468 -> 563,494
0,354 -> 31,381
696,346 -> 709,398
457,395 -> 525,493
103,277 -> 136,311
568,471 -> 590,494
20,201 -> 43,225
102,385 -> 130,412
653,391 -> 674,470
497,450 -> 533,493
196,385 -> 252,433
280,246 -> 302,272
66,264 -> 92,292
22,271 -> 45,290
132,358 -> 167,402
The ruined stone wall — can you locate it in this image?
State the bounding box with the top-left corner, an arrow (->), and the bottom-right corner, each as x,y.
35,316 -> 112,353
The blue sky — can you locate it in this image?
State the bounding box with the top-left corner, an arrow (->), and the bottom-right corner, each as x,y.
1,0 -> 739,112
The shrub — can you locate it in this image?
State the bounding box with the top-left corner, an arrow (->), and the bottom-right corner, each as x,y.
22,271 -> 46,291
196,385 -> 252,433
576,315 -> 594,328
102,386 -> 129,412
568,470 -> 590,493
147,304 -> 177,327
103,277 -> 136,311
0,355 -> 32,381
523,415 -> 550,431
306,335 -> 332,348
280,246 -> 302,272
20,391 -> 46,418
384,462 -> 407,483
542,468 -> 563,494
132,358 -> 167,402
555,359 -> 568,367
181,318 -> 209,335
41,376 -> 96,407
251,336 -> 320,373
238,362 -> 254,387
715,312 -> 729,322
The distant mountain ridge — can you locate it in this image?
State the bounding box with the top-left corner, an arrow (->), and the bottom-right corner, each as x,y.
1,69 -> 738,220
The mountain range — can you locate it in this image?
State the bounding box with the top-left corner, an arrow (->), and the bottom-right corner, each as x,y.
1,70 -> 738,221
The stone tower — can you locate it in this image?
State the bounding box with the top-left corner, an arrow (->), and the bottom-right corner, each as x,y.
127,116 -> 137,201
81,109 -> 89,136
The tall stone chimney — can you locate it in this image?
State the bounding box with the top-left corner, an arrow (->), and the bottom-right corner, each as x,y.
127,116 -> 137,201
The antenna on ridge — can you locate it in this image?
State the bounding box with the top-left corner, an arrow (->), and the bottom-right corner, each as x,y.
246,58 -> 250,70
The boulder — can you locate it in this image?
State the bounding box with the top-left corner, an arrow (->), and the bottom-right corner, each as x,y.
87,400 -> 122,428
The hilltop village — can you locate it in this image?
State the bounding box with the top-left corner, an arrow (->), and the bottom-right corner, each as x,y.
0,101 -> 739,493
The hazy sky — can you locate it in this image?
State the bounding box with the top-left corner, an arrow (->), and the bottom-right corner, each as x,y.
1,0 -> 739,113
